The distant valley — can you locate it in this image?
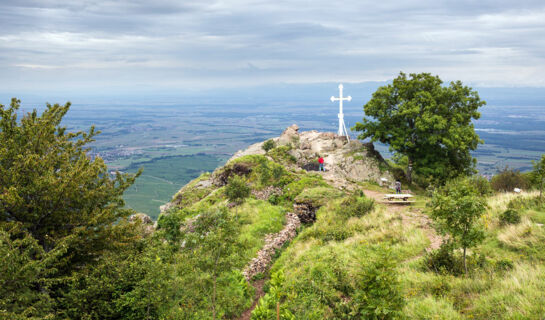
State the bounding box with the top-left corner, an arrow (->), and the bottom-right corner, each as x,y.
12,87 -> 545,218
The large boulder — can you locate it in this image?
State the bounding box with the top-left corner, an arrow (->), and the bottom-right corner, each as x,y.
277,124 -> 300,146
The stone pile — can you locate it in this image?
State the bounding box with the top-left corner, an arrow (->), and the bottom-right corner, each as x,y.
251,186 -> 283,200
293,202 -> 317,223
242,212 -> 301,281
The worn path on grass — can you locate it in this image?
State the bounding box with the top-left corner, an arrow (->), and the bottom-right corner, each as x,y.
238,170 -> 442,319
321,172 -> 443,254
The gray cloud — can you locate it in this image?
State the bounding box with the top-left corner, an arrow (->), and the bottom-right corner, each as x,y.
1,0 -> 545,94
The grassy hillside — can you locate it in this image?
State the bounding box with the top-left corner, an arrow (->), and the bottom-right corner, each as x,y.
141,142 -> 545,319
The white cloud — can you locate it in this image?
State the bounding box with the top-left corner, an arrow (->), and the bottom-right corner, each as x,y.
1,0 -> 545,93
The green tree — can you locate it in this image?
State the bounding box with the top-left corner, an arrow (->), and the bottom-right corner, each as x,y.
354,72 -> 485,185
532,154 -> 545,201
0,98 -> 142,316
430,178 -> 487,274
225,175 -> 251,204
0,223 -> 68,319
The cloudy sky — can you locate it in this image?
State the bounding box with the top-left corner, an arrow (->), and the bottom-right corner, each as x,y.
1,0 -> 545,96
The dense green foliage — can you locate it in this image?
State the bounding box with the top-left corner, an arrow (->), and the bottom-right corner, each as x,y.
430,178 -> 487,273
338,191 -> 375,218
499,208 -> 521,225
354,72 -> 485,185
0,99 -> 149,319
262,139 -> 276,152
533,154 -> 545,200
225,175 -> 251,204
490,166 -> 529,192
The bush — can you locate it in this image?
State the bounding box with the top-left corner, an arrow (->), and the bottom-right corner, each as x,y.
494,258 -> 514,271
262,139 -> 276,152
268,145 -> 297,164
295,186 -> 343,207
225,175 -> 251,204
281,175 -> 329,202
156,210 -> 188,241
491,166 -> 529,192
469,175 -> 493,196
499,208 -> 521,225
338,192 -> 375,218
336,248 -> 405,319
424,242 -> 464,275
507,196 -> 544,211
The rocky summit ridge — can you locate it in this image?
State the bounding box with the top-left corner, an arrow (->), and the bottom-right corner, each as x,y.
159,124 -> 393,215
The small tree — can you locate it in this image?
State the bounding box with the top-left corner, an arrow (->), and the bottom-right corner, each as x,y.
225,175 -> 250,205
533,154 -> 545,201
0,99 -> 140,253
262,139 -> 276,152
430,178 -> 487,274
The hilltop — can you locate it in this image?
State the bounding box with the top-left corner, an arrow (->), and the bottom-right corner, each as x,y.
147,125 -> 545,319
160,124 -> 392,215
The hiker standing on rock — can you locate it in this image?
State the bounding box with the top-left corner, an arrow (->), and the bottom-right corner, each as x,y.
395,180 -> 402,194
318,156 -> 325,172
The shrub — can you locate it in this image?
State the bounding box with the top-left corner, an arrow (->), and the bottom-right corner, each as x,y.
225,175 -> 251,204
251,270 -> 296,320
429,276 -> 452,297
424,242 -> 464,276
338,192 -> 375,218
494,258 -> 514,271
281,175 -> 328,202
337,248 -> 405,320
262,139 -> 276,152
491,166 -> 529,192
469,175 -> 493,196
156,210 -> 190,241
268,145 -> 297,164
295,186 -> 343,207
499,208 -> 521,225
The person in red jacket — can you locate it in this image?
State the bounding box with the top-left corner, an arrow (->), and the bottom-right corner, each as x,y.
318,156 -> 325,172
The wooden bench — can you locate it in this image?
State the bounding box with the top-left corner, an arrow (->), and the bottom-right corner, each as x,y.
383,194 -> 414,202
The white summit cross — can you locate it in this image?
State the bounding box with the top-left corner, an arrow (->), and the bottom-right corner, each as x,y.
330,84 -> 351,141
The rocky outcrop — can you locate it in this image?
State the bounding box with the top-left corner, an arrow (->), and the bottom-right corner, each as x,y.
242,212 -> 301,280
228,125 -> 393,186
277,124 -> 300,146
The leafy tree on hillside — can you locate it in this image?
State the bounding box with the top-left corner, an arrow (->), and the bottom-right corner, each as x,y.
0,98 -> 142,316
430,178 -> 487,274
225,175 -> 251,204
533,154 -> 545,201
354,72 -> 485,185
